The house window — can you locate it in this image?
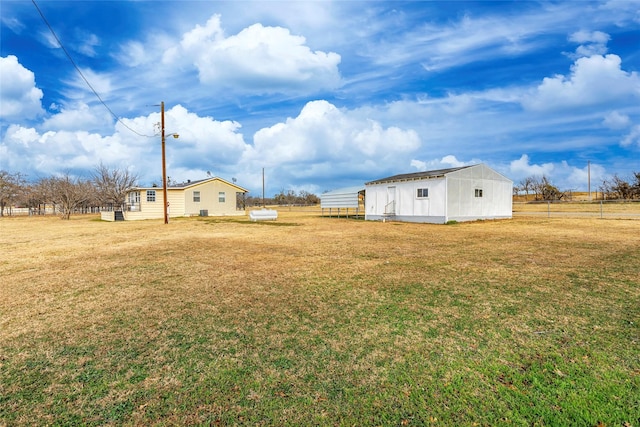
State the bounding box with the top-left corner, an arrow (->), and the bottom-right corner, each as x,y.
417,188 -> 429,198
146,190 -> 156,202
475,189 -> 483,198
193,191 -> 200,202
218,192 -> 226,203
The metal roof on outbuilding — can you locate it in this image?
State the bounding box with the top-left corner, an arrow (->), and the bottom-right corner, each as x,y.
322,186 -> 366,196
365,166 -> 471,186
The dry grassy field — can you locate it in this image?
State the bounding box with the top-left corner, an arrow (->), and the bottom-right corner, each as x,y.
1,212 -> 639,425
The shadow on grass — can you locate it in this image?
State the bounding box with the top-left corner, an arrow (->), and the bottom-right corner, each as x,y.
201,218 -> 300,227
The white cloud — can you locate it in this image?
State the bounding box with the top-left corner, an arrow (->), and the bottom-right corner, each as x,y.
564,162 -> 605,192
163,15 -> 341,94
42,102 -> 114,132
508,155 -> 602,191
0,55 -> 45,120
1,105 -> 251,184
1,15 -> 25,34
114,105 -> 251,183
410,155 -> 470,171
568,30 -> 610,58
2,124 -> 133,176
599,1 -> 640,25
523,54 -> 640,111
64,68 -> 113,100
569,30 -> 610,45
75,31 -> 100,57
39,30 -> 59,49
621,125 -> 640,147
362,3 -> 578,72
509,154 -> 554,178
116,41 -> 151,67
3,125 -> 39,147
244,100 -> 420,168
164,105 -> 248,167
603,111 -> 630,129
440,155 -> 468,168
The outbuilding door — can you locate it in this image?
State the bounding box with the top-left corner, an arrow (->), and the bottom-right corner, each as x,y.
385,186 -> 396,215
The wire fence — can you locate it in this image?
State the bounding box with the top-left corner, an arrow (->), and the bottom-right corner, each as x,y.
513,200 -> 640,219
4,201 -> 640,220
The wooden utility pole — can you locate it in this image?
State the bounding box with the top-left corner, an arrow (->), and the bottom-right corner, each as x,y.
161,101 -> 169,224
588,161 -> 591,202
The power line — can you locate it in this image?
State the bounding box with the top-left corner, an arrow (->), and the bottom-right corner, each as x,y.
31,0 -> 155,138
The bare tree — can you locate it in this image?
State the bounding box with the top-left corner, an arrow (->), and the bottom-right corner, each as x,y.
50,174 -> 93,220
528,176 -> 542,200
236,192 -> 246,210
610,174 -> 634,200
518,177 -> 534,201
599,178 -> 612,200
299,190 -> 320,205
274,189 -> 287,205
0,171 -> 26,216
91,163 -> 138,211
27,177 -> 58,215
24,180 -> 49,215
529,175 -> 562,201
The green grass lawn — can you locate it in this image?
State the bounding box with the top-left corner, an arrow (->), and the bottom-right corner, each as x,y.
1,214 -> 639,425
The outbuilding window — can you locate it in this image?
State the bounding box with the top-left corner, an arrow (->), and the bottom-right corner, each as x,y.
475,189 -> 483,198
193,191 -> 200,202
416,188 -> 429,198
146,190 -> 156,202
218,192 -> 226,203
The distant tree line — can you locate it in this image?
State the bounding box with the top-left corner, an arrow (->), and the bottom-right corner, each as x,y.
245,189 -> 320,207
514,172 -> 640,201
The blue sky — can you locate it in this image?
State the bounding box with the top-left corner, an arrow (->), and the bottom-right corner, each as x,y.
1,1 -> 639,196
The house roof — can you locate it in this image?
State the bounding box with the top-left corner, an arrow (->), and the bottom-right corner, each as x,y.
169,178 -> 210,188
130,177 -> 248,193
365,165 -> 472,185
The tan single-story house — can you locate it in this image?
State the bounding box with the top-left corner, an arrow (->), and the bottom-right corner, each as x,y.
103,177 -> 248,221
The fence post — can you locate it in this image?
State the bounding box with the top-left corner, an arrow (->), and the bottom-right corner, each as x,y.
600,201 -> 603,219
548,201 -> 550,218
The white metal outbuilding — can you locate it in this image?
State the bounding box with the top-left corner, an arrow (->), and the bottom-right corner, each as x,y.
364,164 -> 512,223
